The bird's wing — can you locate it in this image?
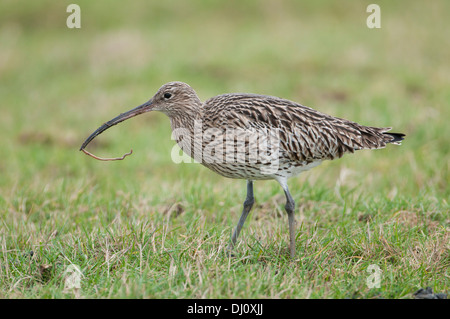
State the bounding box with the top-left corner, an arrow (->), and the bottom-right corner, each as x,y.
203,94 -> 393,162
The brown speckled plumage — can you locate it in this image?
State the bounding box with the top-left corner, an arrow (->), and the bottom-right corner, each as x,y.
81,81 -> 405,258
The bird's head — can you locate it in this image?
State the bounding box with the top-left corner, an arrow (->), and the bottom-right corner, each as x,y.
79,81 -> 201,151
151,81 -> 201,116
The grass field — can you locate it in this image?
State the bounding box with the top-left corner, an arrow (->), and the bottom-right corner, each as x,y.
0,1 -> 449,299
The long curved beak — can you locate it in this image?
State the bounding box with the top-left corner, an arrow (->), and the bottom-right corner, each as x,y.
79,99 -> 153,150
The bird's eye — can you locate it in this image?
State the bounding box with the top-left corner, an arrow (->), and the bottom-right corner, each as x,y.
164,92 -> 172,99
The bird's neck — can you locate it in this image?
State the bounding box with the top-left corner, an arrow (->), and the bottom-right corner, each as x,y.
168,109 -> 204,161
169,112 -> 198,133
168,99 -> 202,129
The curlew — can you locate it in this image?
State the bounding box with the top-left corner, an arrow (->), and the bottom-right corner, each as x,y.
80,81 -> 405,258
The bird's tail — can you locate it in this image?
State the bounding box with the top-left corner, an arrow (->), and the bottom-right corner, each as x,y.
355,126 -> 405,150
383,131 -> 405,145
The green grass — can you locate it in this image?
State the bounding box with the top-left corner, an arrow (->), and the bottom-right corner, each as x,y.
0,0 -> 449,298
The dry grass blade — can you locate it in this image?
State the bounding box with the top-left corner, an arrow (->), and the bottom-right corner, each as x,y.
81,148 -> 133,161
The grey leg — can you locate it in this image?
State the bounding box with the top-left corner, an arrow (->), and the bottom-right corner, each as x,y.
283,187 -> 296,258
229,180 -> 254,250
276,178 -> 296,258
